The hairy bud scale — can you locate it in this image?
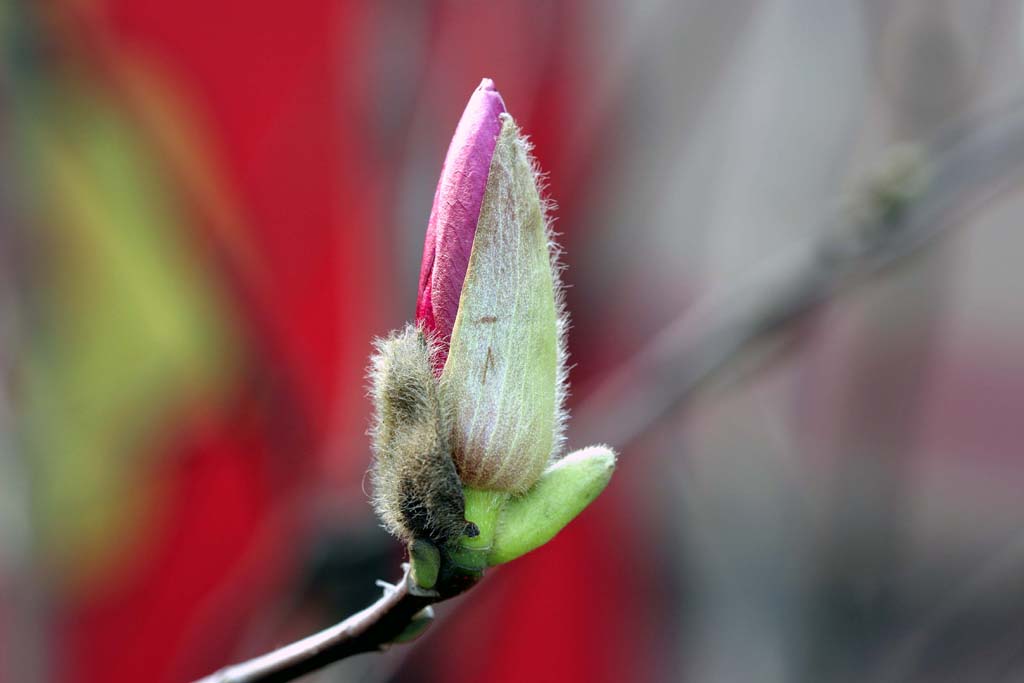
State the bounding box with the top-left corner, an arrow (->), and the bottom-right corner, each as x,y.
368,325 -> 466,543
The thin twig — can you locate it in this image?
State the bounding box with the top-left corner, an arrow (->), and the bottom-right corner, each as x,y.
193,95 -> 1024,683
196,568 -> 455,683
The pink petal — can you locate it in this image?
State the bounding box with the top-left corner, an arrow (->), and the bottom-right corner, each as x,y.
416,78 -> 506,369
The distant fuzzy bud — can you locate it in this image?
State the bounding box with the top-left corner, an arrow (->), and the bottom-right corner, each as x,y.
368,325 -> 467,544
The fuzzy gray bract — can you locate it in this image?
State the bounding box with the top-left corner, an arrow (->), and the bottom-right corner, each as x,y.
368,325 -> 466,543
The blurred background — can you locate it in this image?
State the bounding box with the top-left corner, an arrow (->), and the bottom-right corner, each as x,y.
2,1 -> 1024,681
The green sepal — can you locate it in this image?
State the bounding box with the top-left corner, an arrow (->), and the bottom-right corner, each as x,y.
409,539 -> 441,590
487,446 -> 616,565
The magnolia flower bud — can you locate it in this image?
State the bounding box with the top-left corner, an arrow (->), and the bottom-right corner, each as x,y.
370,79 -> 614,577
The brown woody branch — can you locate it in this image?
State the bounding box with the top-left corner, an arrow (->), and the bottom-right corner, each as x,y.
195,562 -> 480,683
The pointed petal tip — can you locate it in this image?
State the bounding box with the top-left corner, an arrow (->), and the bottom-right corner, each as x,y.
469,77 -> 506,118
476,78 -> 502,101
416,78 -> 508,350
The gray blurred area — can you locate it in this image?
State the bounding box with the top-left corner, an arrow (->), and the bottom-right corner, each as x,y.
568,2 -> 1024,682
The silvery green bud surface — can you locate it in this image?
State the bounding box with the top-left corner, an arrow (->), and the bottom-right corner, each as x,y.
440,114 -> 567,494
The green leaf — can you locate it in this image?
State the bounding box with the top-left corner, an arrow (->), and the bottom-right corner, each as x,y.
488,446 -> 616,565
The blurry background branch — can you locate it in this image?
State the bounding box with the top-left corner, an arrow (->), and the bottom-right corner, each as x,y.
571,93 -> 1024,448
196,91 -> 1024,683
